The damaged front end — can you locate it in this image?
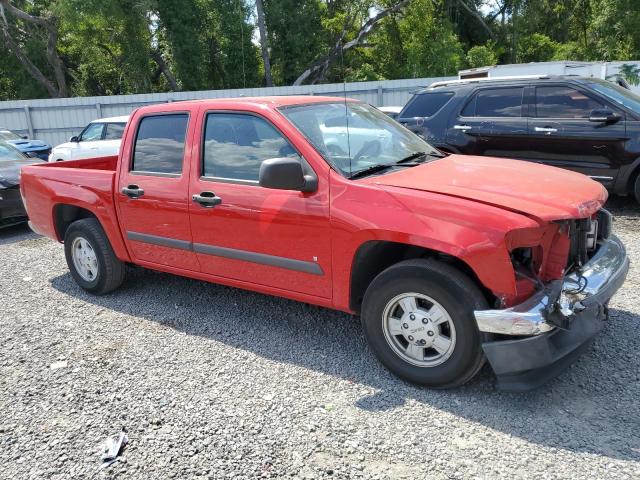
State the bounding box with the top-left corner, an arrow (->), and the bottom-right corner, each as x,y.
474,209 -> 629,391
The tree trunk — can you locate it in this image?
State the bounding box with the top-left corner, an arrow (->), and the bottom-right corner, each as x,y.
151,49 -> 180,91
293,0 -> 410,86
0,0 -> 69,98
255,0 -> 273,87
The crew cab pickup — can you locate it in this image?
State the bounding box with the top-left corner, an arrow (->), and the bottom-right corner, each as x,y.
20,96 -> 629,391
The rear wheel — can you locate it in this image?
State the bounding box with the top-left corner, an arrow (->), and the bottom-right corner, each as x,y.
64,218 -> 126,294
361,259 -> 487,388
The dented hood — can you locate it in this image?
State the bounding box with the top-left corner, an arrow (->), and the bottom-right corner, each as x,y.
364,154 -> 607,221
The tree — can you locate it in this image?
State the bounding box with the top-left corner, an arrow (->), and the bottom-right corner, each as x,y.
466,44 -> 497,68
255,0 -> 273,86
293,0 -> 412,85
0,0 -> 69,97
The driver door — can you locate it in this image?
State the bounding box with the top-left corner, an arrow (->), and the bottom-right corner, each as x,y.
188,109 -> 332,298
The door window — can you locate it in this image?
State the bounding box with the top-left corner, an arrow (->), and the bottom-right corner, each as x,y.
104,123 -> 126,140
202,113 -> 301,182
535,86 -> 604,118
132,114 -> 188,175
401,92 -> 454,118
473,87 -> 524,117
80,123 -> 104,142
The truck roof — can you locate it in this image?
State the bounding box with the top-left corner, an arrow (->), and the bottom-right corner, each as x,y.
136,95 -> 358,115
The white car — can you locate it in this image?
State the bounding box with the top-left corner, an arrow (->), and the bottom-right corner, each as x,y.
49,116 -> 129,162
377,106 -> 404,120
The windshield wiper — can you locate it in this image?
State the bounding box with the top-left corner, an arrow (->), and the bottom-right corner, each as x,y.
349,151 -> 436,179
348,164 -> 395,179
396,151 -> 428,164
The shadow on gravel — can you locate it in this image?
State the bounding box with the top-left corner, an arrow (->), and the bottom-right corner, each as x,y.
605,194 -> 640,218
0,223 -> 37,246
50,265 -> 640,463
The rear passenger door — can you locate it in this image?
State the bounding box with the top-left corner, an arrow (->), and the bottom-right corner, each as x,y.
527,84 -> 626,187
447,86 -> 530,159
116,112 -> 200,271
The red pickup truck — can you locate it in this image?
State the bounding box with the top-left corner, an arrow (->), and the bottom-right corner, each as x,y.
21,96 -> 629,391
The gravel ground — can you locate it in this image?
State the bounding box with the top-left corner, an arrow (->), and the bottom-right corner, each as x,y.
1,197 -> 639,480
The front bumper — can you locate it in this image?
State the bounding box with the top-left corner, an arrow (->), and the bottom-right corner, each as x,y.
474,235 -> 629,391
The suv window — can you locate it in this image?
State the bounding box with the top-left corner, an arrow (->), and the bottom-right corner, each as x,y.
472,87 -> 524,117
535,86 -> 604,118
132,114 -> 188,175
104,122 -> 126,140
203,113 -> 300,182
401,92 -> 454,118
80,123 -> 104,142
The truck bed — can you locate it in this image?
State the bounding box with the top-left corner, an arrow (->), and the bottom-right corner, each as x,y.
20,155 -> 125,253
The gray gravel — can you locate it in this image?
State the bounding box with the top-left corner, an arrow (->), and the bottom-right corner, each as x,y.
1,197 -> 640,479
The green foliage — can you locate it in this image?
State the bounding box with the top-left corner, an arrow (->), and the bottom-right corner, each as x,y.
264,0 -> 326,85
466,44 -> 498,69
618,64 -> 640,86
516,34 -> 558,63
1,0 -> 640,100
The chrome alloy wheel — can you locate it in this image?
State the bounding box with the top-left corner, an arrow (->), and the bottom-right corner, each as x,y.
382,293 -> 457,367
71,237 -> 99,282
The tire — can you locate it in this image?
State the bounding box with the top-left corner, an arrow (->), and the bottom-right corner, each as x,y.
361,258 -> 488,389
64,218 -> 126,295
633,173 -> 640,205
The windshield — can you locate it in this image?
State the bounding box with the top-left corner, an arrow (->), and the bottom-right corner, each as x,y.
0,130 -> 21,141
586,79 -> 640,112
0,142 -> 26,161
280,102 -> 440,178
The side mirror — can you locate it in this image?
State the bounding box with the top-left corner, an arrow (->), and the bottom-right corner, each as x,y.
589,109 -> 620,123
259,158 -> 318,193
69,136 -> 79,142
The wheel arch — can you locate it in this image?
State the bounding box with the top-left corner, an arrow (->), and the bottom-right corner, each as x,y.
52,203 -> 131,262
349,240 -> 498,314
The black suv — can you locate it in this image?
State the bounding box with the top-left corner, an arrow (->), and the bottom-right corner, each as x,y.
398,76 -> 640,202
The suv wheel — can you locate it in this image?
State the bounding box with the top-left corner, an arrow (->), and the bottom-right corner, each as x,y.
361,259 -> 488,388
64,218 -> 126,294
634,173 -> 640,204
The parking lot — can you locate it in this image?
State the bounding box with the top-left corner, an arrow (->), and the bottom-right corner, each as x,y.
0,197 -> 638,479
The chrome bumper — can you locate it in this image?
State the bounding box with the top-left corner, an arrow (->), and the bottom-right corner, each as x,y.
474,235 -> 629,336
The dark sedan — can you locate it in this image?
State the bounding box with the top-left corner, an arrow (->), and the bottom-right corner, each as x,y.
0,142 -> 45,228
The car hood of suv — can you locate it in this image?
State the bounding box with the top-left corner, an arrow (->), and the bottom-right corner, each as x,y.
363,154 -> 607,221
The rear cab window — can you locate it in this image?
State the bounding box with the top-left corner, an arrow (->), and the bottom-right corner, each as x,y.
400,92 -> 454,118
461,87 -> 524,117
131,114 -> 189,175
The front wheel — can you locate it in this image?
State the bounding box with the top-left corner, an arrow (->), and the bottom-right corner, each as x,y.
64,218 -> 126,295
361,259 -> 488,388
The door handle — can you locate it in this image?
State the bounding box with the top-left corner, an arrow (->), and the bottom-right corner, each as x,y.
534,127 -> 558,134
453,125 -> 472,131
121,184 -> 144,199
192,191 -> 222,208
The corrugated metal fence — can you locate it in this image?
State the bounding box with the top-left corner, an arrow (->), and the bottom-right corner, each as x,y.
0,77 -> 451,147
